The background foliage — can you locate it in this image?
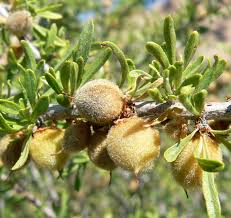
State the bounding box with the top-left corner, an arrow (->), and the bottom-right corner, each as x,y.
0,0 -> 231,217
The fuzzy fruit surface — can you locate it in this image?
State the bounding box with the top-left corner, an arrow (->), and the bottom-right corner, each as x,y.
6,10 -> 32,37
0,133 -> 26,168
63,121 -> 90,152
29,128 -> 69,171
88,132 -> 116,171
106,117 -> 160,174
75,79 -> 124,125
171,133 -> 222,189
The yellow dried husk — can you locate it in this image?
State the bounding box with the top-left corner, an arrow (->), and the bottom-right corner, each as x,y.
88,132 -> 116,171
106,117 -> 160,174
75,79 -> 124,125
29,128 -> 69,171
6,10 -> 32,37
171,133 -> 222,189
63,121 -> 90,152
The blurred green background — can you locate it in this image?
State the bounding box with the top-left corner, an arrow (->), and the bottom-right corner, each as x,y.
1,0 -> 231,217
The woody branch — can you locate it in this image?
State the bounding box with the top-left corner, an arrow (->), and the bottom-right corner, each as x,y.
41,101 -> 231,121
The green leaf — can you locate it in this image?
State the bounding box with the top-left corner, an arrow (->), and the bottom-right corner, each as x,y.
20,69 -> 37,107
164,129 -> 198,162
182,56 -> 205,78
76,20 -> 94,64
45,72 -> 63,94
11,135 -> 31,171
21,40 -> 37,70
146,42 -> 170,68
179,93 -> 200,116
148,88 -> 164,103
69,62 -> 78,95
101,41 -> 129,87
60,61 -> 71,93
215,136 -> 231,151
76,57 -> 84,88
193,90 -> 208,114
56,94 -> 70,107
0,113 -> 20,133
46,23 -> 57,49
31,96 -> 49,122
37,11 -> 62,20
60,61 -> 78,95
177,74 -> 202,94
164,16 -> 176,64
202,172 -> 221,218
73,153 -> 89,164
0,99 -> 22,115
184,31 -> 200,67
81,48 -> 112,85
127,59 -> 136,71
197,56 -> 227,91
54,43 -> 78,71
196,158 -> 224,172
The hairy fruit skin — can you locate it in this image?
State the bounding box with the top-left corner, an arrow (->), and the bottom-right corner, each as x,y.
88,132 -> 116,171
171,133 -> 222,189
75,79 -> 124,125
0,133 -> 26,168
29,128 -> 69,171
106,117 -> 160,174
63,121 -> 90,152
6,10 -> 32,37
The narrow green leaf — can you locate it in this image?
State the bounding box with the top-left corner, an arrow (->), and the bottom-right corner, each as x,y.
56,94 -> 70,107
11,135 -> 31,171
76,57 -> 84,88
215,136 -> 231,152
148,88 -> 164,103
202,172 -> 221,218
37,11 -> 62,20
45,72 -> 63,94
127,59 -> 136,71
101,41 -> 129,87
20,69 -> 37,107
31,96 -> 49,122
184,31 -> 200,67
196,158 -> 224,172
0,113 -> 20,133
179,93 -> 200,116
60,61 -> 71,93
146,42 -> 170,68
182,56 -> 205,78
164,16 -> 176,64
21,40 -> 36,70
81,48 -> 112,85
0,99 -> 22,115
164,129 -> 198,162
177,74 -> 202,94
46,23 -> 57,49
197,56 -> 227,91
173,61 -> 184,88
54,42 -> 78,71
69,62 -> 78,95
193,89 -> 208,114
77,20 -> 94,64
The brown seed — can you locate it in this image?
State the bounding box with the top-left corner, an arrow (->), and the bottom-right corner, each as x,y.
171,133 -> 222,189
88,132 -> 116,171
63,121 -> 90,153
106,117 -> 160,174
29,128 -> 69,171
74,79 -> 124,125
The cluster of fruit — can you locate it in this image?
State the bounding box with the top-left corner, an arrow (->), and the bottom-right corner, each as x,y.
0,79 -> 222,191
